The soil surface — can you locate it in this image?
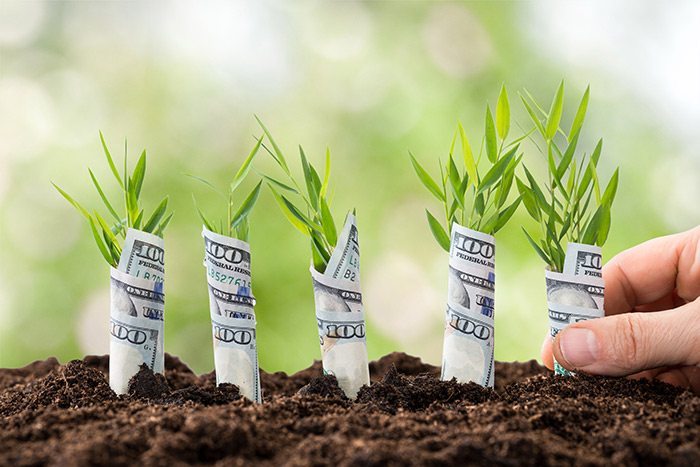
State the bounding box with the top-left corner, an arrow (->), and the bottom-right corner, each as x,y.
0,353 -> 698,466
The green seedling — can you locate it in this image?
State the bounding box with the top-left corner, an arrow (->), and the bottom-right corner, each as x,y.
411,85 -> 524,251
53,132 -> 173,267
256,117 -> 340,273
188,136 -> 264,241
518,82 -> 620,271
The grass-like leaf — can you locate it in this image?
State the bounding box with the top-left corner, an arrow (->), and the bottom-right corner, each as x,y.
230,182 -> 262,230
496,84 -> 510,140
410,153 -> 445,202
426,210 -> 450,252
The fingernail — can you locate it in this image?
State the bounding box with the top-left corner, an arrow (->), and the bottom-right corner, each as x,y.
559,328 -> 598,368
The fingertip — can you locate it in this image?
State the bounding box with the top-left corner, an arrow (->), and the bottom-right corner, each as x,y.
540,333 -> 554,370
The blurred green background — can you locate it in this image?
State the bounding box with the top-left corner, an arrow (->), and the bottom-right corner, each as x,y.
1,1 -> 698,374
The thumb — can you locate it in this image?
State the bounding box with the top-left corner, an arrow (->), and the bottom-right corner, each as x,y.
552,300 -> 700,376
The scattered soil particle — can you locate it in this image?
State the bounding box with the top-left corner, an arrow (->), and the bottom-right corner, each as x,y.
0,352 -> 698,466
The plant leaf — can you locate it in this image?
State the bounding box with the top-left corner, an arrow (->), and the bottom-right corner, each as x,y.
154,212 -> 173,237
570,85 -> 590,140
484,105 -> 498,163
52,183 -> 91,220
409,152 -> 445,202
88,169 -> 121,222
261,174 -> 298,193
299,146 -> 320,210
476,146 -> 517,196
426,210 -> 450,252
319,196 -> 337,247
89,216 -> 116,266
492,196 -> 521,234
231,135 -> 263,193
143,197 -> 169,232
255,116 -> 290,174
601,168 -> 619,208
458,123 -> 478,187
231,181 -> 262,229
519,93 -> 546,137
516,177 -> 541,222
522,228 -> 551,266
320,147 -> 331,198
99,131 -> 123,187
496,84 -> 510,140
131,150 -> 146,199
545,80 -> 565,140
582,204 -> 606,244
184,173 -> 227,199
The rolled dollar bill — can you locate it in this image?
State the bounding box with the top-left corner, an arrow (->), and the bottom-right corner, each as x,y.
118,228 -> 166,287
547,242 -> 605,375
202,227 -> 253,296
109,266 -> 165,394
202,228 -> 261,402
311,214 -> 369,399
441,223 -> 495,387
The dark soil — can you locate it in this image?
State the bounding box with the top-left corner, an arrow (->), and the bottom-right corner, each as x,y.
0,352 -> 698,466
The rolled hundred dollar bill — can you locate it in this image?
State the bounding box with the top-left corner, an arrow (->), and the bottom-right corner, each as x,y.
546,242 -> 605,375
311,214 -> 369,399
441,223 -> 495,387
109,266 -> 165,394
118,228 -> 166,288
202,228 -> 261,402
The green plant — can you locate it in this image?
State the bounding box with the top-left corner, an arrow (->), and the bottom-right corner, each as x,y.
188,136 -> 264,241
256,117 -> 339,273
411,85 -> 524,251
518,82 -> 619,272
53,132 -> 173,267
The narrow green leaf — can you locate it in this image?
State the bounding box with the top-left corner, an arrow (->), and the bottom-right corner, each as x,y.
545,80 -> 565,140
582,204 -> 606,244
52,183 -> 91,220
458,123 -> 478,187
231,181 -> 263,229
231,135 -> 263,192
601,168 -> 619,208
596,205 -> 612,246
133,209 -> 144,230
516,177 -> 541,222
300,146 -> 319,210
556,129 -> 580,181
522,228 -> 551,265
94,211 -> 120,247
131,150 -> 146,199
476,146 -> 517,196
184,173 -> 227,199
255,116 -> 290,174
409,153 -> 445,202
261,174 -> 298,194
99,131 -> 123,187
495,154 -> 519,208
319,197 -> 337,247
496,84 -> 510,140
143,197 -> 169,232
154,212 -> 173,237
570,85 -> 590,140
89,216 -> 116,266
519,94 -> 546,137
484,105 -> 498,163
492,196 -> 521,234
320,147 -> 331,198
426,210 -> 450,252
88,169 -> 120,222
193,195 -> 217,233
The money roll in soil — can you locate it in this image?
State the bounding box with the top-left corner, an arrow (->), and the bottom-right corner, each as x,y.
546,242 -> 605,375
110,228 -> 166,394
203,227 -> 261,403
311,213 -> 369,399
441,223 -> 495,387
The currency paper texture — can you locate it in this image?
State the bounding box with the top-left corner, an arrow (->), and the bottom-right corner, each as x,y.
547,242 -> 605,375
311,214 -> 369,399
441,224 -> 495,387
110,228 -> 166,394
203,227 -> 261,402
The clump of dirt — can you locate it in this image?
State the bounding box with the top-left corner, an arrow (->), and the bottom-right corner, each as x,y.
0,352 -> 698,466
297,374 -> 348,400
128,364 -> 171,400
0,360 -> 115,416
357,365 -> 493,413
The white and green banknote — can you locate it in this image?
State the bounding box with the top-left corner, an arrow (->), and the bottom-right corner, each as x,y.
546,242 -> 605,375
311,214 -> 369,399
109,228 -> 166,394
441,223 -> 495,388
203,227 -> 261,402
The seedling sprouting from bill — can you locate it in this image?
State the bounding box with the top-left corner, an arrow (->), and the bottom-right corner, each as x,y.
410,85 -> 523,250
188,136 -> 264,241
256,117 -> 340,273
518,82 -> 619,272
53,132 -> 173,267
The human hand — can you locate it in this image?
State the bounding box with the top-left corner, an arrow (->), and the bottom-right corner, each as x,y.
541,227 -> 700,393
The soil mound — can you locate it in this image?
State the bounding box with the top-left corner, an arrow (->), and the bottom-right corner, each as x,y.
0,352 -> 697,466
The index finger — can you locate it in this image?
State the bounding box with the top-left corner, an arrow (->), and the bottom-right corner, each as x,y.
603,226 -> 700,315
